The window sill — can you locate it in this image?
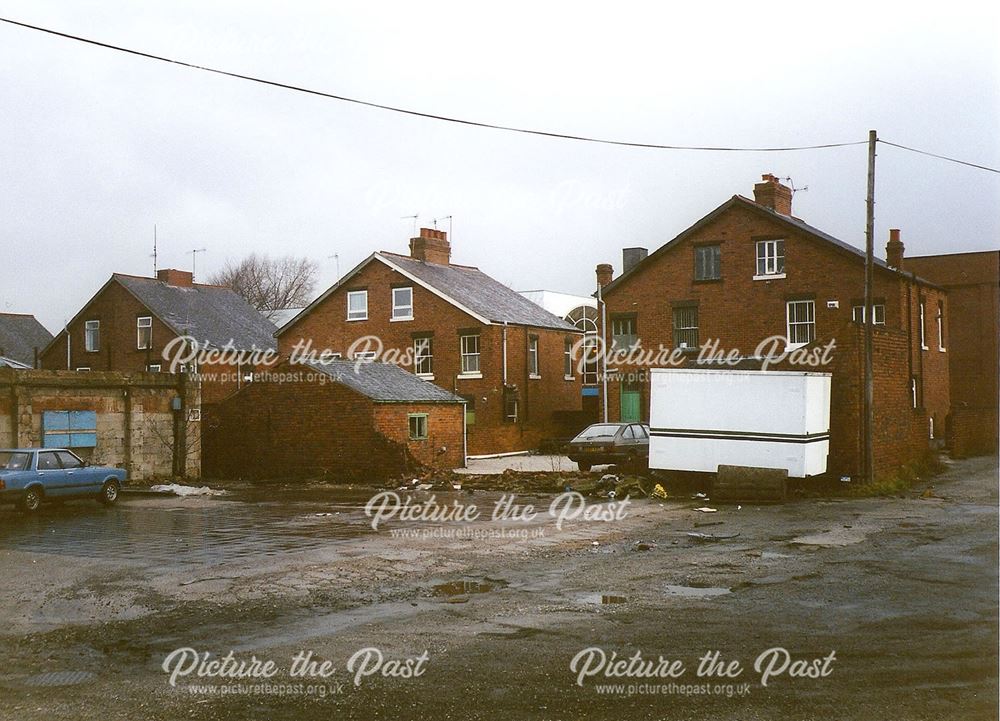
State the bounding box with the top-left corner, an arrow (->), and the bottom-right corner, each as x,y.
564,374 -> 575,381
409,437 -> 428,442
529,373 -> 542,380
346,316 -> 368,322
784,342 -> 808,352
693,277 -> 722,284
753,273 -> 786,281
390,316 -> 414,322
457,372 -> 482,380
417,373 -> 435,381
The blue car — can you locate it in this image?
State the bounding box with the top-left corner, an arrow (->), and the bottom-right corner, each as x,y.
0,448 -> 127,512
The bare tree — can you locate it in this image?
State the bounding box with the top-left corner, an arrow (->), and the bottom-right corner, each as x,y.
209,254 -> 319,320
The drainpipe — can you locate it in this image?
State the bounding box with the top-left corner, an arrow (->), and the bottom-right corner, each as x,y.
65,322 -> 70,370
502,322 -> 508,384
599,285 -> 608,422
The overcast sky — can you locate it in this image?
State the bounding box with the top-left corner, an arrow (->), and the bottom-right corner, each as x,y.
2,1 -> 998,332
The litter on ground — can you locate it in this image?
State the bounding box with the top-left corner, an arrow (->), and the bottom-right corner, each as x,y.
149,484 -> 226,497
693,506 -> 718,513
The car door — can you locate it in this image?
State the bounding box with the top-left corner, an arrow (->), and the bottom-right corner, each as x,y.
633,424 -> 650,457
35,450 -> 68,497
55,450 -> 96,495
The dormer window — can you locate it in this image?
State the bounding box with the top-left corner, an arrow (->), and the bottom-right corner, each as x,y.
755,239 -> 785,278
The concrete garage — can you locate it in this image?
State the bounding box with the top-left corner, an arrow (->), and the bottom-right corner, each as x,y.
202,360 -> 467,480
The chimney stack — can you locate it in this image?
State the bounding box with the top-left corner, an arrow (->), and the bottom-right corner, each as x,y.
157,268 -> 194,287
622,247 -> 648,274
752,173 -> 793,215
409,227 -> 451,265
596,263 -> 614,289
886,228 -> 904,270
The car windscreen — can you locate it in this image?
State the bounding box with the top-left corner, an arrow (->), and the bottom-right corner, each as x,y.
574,424 -> 622,440
0,452 -> 30,471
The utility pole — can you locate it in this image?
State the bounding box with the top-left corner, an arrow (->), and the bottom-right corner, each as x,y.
864,129 -> 877,483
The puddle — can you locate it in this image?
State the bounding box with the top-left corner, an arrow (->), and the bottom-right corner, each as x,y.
432,579 -> 508,597
580,593 -> 628,605
664,584 -> 731,598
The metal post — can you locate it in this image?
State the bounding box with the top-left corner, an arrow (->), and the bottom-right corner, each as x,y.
864,130 -> 877,483
599,283 -> 608,423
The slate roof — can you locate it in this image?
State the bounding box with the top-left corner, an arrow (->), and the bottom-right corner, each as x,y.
0,313 -> 53,366
378,253 -> 578,331
115,275 -> 278,351
601,194 -> 941,296
303,359 -> 466,403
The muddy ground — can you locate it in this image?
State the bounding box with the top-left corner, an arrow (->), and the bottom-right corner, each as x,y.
0,456 -> 996,720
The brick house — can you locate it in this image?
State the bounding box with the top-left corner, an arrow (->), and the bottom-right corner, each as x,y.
596,174 -> 949,479
277,228 -> 583,455
202,359 -> 466,480
40,269 -> 277,403
0,313 -> 53,368
907,250 -> 999,456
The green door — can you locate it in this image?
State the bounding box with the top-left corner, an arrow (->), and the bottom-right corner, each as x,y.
620,381 -> 641,422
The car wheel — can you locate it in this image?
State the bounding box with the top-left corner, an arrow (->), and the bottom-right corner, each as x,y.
21,488 -> 42,513
99,480 -> 120,506
578,462 -> 592,472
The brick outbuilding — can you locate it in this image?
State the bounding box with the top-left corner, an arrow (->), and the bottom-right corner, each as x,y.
202,360 -> 466,480
277,228 -> 584,455
596,175 -> 949,479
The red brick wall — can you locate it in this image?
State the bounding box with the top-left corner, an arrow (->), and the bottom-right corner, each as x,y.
373,403 -> 465,469
907,251 -> 999,455
599,200 -> 946,478
202,371 -> 465,480
277,258 -> 582,454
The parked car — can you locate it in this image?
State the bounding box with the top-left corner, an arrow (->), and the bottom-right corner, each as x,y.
566,423 -> 650,472
0,448 -> 127,512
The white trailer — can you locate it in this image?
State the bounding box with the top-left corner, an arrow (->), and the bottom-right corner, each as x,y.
648,369 -> 832,478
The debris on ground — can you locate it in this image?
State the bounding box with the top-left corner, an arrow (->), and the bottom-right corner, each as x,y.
693,506 -> 718,513
149,484 -> 226,497
633,541 -> 657,551
651,484 -> 669,500
687,531 -> 741,541
693,492 -> 709,500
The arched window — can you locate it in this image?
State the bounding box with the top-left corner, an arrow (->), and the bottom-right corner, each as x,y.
565,305 -> 599,385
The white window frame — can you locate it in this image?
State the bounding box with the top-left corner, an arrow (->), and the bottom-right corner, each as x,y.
146,363 -> 161,372
75,367 -> 91,372
937,301 -> 946,351
785,300 -> 816,349
391,287 -> 413,321
459,334 -> 481,377
919,300 -> 928,350
353,351 -> 377,361
413,337 -> 433,378
137,316 -> 152,350
851,304 -> 886,325
564,338 -> 574,380
408,413 -> 428,440
84,319 -> 100,352
528,336 -> 540,378
754,239 -> 786,279
347,290 -> 368,321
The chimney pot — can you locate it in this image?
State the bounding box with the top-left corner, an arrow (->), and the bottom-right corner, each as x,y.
596,263 -> 614,289
752,173 -> 793,215
886,228 -> 904,270
409,227 -> 451,265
